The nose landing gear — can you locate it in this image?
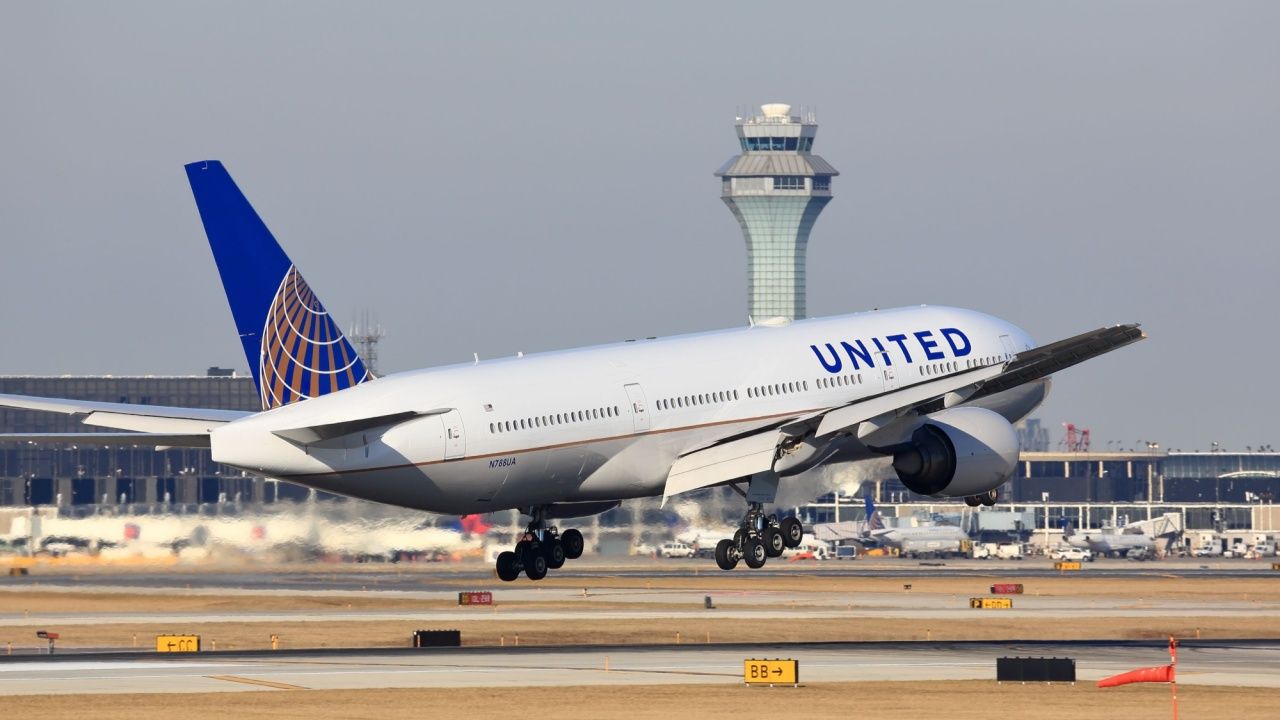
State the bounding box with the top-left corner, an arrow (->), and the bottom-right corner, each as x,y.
494,505 -> 586,582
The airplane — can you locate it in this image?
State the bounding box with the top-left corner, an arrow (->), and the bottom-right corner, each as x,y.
860,495 -> 971,556
1063,520 -> 1156,559
0,160 -> 1146,581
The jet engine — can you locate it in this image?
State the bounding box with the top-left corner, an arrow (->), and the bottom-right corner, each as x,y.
890,407 -> 1020,498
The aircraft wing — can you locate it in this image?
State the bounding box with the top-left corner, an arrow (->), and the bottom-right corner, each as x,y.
0,393 -> 249,438
662,323 -> 1144,502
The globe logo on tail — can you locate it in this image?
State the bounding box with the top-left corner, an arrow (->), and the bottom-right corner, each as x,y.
260,266 -> 370,409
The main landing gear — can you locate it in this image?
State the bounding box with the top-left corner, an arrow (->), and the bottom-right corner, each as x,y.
714,501 -> 805,571
494,505 -> 585,582
964,488 -> 999,508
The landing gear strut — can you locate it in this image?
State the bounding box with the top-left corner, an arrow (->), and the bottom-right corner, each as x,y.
714,499 -> 805,571
494,505 -> 585,582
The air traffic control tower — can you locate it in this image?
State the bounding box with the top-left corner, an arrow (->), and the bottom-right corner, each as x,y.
716,103 -> 838,321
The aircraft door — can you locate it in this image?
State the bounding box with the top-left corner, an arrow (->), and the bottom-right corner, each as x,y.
999,334 -> 1017,360
623,383 -> 650,432
442,409 -> 466,459
882,367 -> 899,392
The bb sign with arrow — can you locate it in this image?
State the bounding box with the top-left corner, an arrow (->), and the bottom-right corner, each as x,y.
743,658 -> 799,686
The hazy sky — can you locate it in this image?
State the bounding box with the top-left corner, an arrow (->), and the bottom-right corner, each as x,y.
1,2 -> 1277,451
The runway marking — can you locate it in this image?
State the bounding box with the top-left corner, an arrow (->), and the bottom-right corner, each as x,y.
208,674 -> 307,690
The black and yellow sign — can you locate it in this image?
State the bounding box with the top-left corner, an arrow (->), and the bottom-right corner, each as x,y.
156,635 -> 201,653
744,658 -> 799,685
969,597 -> 1013,609
1054,561 -> 1082,571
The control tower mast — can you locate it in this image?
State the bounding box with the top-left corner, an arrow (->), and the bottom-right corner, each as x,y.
716,103 -> 838,322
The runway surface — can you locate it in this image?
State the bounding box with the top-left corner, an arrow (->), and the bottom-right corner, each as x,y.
1,557 -> 1274,594
2,640 -> 1277,695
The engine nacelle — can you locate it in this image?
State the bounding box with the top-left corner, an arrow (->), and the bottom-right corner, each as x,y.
890,407 -> 1020,498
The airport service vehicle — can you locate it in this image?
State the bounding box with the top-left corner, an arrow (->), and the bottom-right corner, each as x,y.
1050,546 -> 1092,562
659,542 -> 696,559
973,542 -> 1023,560
0,161 -> 1144,581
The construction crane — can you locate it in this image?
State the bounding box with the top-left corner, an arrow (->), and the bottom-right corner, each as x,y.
1062,422 -> 1091,452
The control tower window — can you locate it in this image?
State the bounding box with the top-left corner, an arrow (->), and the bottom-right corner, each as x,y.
813,176 -> 830,191
773,176 -> 805,190
800,137 -> 813,151
784,138 -> 798,150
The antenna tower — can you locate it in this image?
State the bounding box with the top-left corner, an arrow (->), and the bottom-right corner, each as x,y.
349,311 -> 385,377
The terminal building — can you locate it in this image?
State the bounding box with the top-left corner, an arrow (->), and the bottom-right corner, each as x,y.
717,103 -> 838,322
0,372 -> 300,508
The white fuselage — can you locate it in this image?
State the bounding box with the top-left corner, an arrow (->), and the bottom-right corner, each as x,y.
211,305 -> 1043,515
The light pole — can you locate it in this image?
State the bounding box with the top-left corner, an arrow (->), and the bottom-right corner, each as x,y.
1042,491 -> 1050,555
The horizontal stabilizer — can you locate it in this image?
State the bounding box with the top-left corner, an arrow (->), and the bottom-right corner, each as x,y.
0,393 -> 247,423
271,409 -> 446,444
0,433 -> 211,448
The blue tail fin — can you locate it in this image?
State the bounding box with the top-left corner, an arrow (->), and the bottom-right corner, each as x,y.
185,160 -> 370,410
864,495 -> 885,531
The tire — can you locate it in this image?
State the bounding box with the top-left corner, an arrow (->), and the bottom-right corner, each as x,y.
734,528 -> 749,547
561,528 -> 584,559
981,489 -> 998,507
524,549 -> 548,580
744,537 -> 767,568
762,526 -> 785,557
495,551 -> 520,582
780,517 -> 803,548
964,495 -> 981,507
544,539 -> 566,569
715,538 -> 737,570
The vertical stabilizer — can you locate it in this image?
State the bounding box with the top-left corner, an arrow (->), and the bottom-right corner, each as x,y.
185,161 -> 371,410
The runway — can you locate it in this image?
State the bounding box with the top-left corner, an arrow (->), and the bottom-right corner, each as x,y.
2,640 -> 1277,695
1,557 -> 1273,594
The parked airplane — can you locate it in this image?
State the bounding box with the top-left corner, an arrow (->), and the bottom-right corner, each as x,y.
860,496 -> 971,556
1063,521 -> 1156,559
0,161 -> 1145,581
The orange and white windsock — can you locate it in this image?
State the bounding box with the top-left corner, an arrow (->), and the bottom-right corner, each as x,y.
1097,664 -> 1175,688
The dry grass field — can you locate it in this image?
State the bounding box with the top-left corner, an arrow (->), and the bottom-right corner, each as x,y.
3,681 -> 1277,720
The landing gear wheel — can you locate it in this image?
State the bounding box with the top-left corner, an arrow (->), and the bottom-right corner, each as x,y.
715,538 -> 738,570
523,546 -> 548,580
734,528 -> 749,547
964,495 -> 982,507
495,551 -> 520,582
743,537 -> 767,568
544,539 -> 566,569
561,528 -> 584,559
980,488 -> 998,507
780,517 -> 804,548
762,526 -> 785,558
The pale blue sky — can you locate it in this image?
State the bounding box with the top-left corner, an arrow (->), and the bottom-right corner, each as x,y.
1,2 -> 1277,450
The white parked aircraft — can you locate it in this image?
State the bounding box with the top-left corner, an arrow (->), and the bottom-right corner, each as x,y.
861,496 -> 971,556
0,161 -> 1145,581
1063,521 -> 1156,559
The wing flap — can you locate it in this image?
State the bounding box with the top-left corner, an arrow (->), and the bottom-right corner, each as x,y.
662,430 -> 781,505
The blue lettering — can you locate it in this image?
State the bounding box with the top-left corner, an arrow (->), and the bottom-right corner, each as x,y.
886,334 -> 914,363
941,328 -> 972,357
810,344 -> 843,373
871,337 -> 891,366
840,340 -> 875,369
914,330 -> 945,361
